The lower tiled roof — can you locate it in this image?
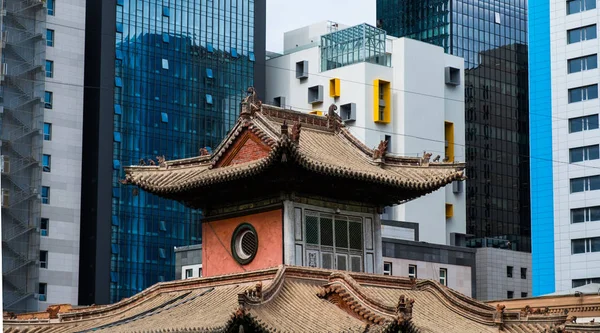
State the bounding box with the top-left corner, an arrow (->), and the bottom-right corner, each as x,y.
5,266 -> 598,333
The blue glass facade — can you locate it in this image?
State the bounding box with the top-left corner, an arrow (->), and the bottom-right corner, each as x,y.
81,0 -> 265,305
528,0 -> 554,296
377,0 -> 531,253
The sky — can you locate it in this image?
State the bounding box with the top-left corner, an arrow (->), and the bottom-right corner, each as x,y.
266,0 -> 376,53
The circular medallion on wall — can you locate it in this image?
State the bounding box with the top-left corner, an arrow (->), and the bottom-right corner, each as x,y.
231,223 -> 258,265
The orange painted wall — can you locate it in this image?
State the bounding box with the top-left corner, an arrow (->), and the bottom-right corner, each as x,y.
202,209 -> 283,277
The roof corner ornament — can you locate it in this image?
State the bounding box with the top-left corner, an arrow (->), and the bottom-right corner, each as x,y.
244,282 -> 263,300
156,155 -> 166,168
280,120 -> 289,162
433,155 -> 440,163
494,304 -> 505,330
395,295 -> 414,327
199,147 -> 210,156
420,151 -> 432,166
409,277 -> 417,290
138,158 -> 146,166
373,140 -> 388,164
326,103 -> 342,131
291,121 -> 301,144
240,86 -> 262,120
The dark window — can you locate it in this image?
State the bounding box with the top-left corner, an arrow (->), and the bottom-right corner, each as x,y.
47,0 -> 54,15
43,123 -> 52,140
40,250 -> 48,268
569,145 -> 600,163
41,186 -> 50,204
572,238 -> 587,254
408,264 -> 417,278
185,269 -> 192,278
567,0 -> 596,14
439,268 -> 447,286
45,60 -> 53,78
570,175 -> 600,193
573,277 -> 600,287
569,84 -> 598,103
507,291 -> 514,299
383,262 -> 392,275
507,266 -> 513,278
568,25 -> 597,44
571,206 -> 600,223
42,154 -> 51,172
39,283 -> 47,301
46,29 -> 55,47
41,218 -> 49,236
569,114 -> 599,133
44,91 -> 53,109
568,54 -> 598,73
520,267 -> 527,279
521,292 -> 528,298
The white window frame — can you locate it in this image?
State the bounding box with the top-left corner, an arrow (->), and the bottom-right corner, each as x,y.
383,262 -> 392,276
439,268 -> 447,286
408,264 -> 417,278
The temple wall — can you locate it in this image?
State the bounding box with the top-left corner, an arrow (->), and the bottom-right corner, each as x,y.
202,209 -> 283,277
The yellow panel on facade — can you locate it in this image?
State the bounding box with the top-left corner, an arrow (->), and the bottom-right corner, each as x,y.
373,79 -> 391,124
309,110 -> 323,116
329,78 -> 340,97
444,121 -> 454,163
445,203 -> 453,218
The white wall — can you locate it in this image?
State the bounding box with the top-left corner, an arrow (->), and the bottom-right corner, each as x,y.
39,0 -> 85,309
181,264 -> 203,279
383,257 -> 472,297
550,0 -> 600,292
476,248 -> 532,301
265,30 -> 466,246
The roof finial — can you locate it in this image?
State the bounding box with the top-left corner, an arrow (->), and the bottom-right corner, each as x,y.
373,140 -> 388,164
326,104 -> 342,131
421,151 -> 432,166
240,86 -> 262,119
291,121 -> 301,144
281,120 -> 289,137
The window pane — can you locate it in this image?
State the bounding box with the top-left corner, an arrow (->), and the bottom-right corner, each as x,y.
590,176 -> 600,190
588,55 -> 598,69
305,215 -> 319,244
570,118 -> 583,133
572,239 -> 586,254
590,146 -> 600,160
573,279 -> 587,288
590,207 -> 600,221
320,216 -> 333,246
586,0 -> 596,10
570,147 -> 584,162
571,178 -> 585,193
588,85 -> 599,100
568,29 -> 581,44
569,58 -> 582,73
334,219 -> 348,249
349,221 -> 363,250
591,237 -> 600,252
590,115 -> 600,129
587,25 -> 597,40
569,88 -> 582,103
572,208 -> 586,223
567,0 -> 580,14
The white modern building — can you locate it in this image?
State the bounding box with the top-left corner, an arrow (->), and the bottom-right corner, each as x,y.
265,21 -> 467,246
529,0 -> 600,295
38,0 -> 86,308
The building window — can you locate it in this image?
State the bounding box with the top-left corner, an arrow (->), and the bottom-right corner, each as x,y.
304,211 -> 364,272
47,0 -> 54,15
445,122 -> 455,162
308,85 -> 324,104
42,154 -> 51,172
161,59 -> 169,70
567,25 -> 597,44
198,267 -> 202,277
44,91 -> 53,109
46,29 -> 54,47
521,267 -> 527,279
41,218 -> 49,236
296,60 -> 308,79
40,250 -> 48,268
249,52 -> 255,62
39,283 -> 47,301
507,266 -> 513,278
206,94 -> 213,105
569,84 -> 598,103
162,6 -> 170,17
43,123 -> 52,141
569,114 -> 599,133
185,269 -> 193,279
329,78 -> 340,97
408,264 -> 417,278
568,54 -> 597,73
230,47 -> 238,58
569,145 -> 600,163
45,60 -> 53,78
231,223 -> 259,265
383,262 -> 392,275
572,237 -> 600,254
567,0 -> 596,14
572,277 -> 600,288
340,103 -> 356,122
374,79 -> 391,123
571,206 -> 600,223
41,186 -> 50,204
439,268 -> 447,286
570,175 -> 600,193
159,248 -> 166,259
521,292 -> 528,298
507,291 -> 514,299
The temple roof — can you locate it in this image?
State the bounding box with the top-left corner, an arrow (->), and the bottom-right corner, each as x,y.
123,102 -> 465,206
5,266 -> 596,333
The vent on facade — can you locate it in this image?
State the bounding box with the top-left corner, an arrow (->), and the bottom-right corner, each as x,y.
445,66 -> 460,86
296,60 -> 308,79
340,103 -> 356,122
308,85 -> 323,104
452,180 -> 463,193
2,189 -> 9,207
273,96 -> 286,108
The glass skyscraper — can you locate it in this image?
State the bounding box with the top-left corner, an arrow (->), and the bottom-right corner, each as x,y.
377,0 -> 531,252
80,0 -> 265,305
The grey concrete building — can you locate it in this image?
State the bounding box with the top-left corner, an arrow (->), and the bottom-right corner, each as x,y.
38,0 -> 86,308
175,245 -> 202,280
381,220 -> 476,297
476,246 -> 532,301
